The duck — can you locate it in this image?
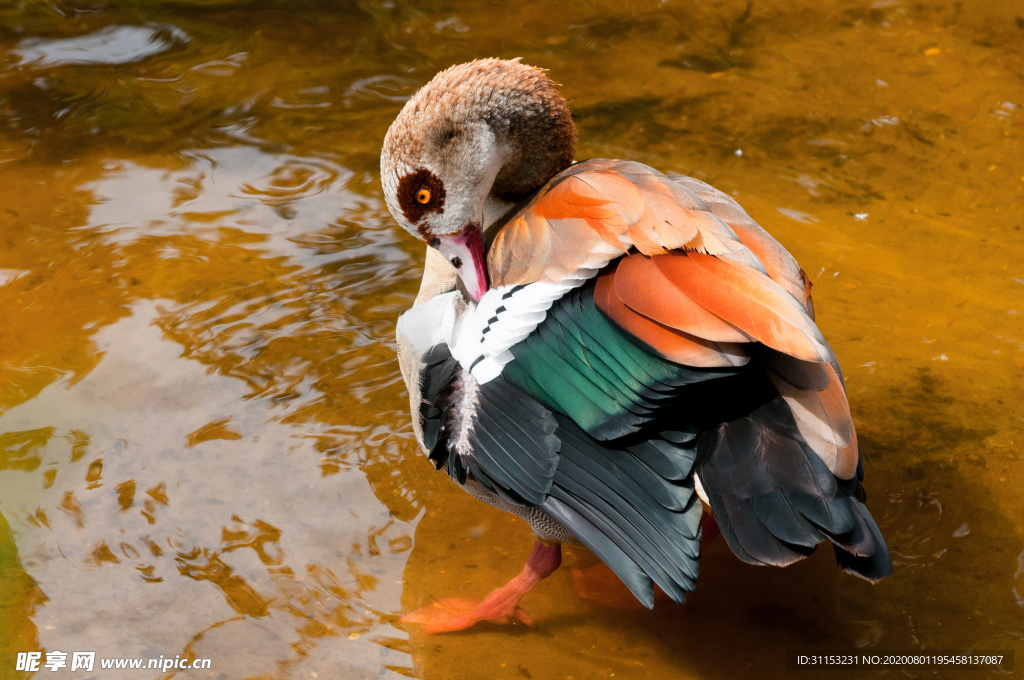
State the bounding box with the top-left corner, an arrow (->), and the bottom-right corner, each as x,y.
381,58 -> 891,634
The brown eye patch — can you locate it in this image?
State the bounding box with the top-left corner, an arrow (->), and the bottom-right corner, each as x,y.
397,168 -> 445,228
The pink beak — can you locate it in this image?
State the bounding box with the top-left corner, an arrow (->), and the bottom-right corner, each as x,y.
434,225 -> 489,301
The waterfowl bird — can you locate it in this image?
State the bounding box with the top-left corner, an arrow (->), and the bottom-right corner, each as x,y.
383,59 -> 891,634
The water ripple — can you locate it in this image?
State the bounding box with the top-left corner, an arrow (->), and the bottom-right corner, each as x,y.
15,24 -> 189,68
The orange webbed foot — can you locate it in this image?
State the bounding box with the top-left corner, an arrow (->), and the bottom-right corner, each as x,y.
403,597 -> 534,634
403,540 -> 560,634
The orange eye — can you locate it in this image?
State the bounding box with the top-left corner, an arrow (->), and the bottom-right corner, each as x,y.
416,188 -> 431,204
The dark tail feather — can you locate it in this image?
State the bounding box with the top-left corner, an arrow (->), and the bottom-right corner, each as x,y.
831,499 -> 892,582
696,382 -> 891,581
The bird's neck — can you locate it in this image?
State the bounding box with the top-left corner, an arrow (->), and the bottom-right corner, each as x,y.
483,195 -> 515,231
480,161 -> 559,252
482,94 -> 577,205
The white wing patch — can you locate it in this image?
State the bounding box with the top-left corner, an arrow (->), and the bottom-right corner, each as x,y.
397,264 -> 608,386
451,264 -> 606,383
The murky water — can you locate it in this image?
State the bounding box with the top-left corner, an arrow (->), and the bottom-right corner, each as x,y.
1,1 -> 1022,678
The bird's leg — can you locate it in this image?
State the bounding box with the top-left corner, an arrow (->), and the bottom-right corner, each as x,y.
403,540 -> 562,634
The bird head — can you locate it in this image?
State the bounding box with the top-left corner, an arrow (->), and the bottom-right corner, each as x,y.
381,59 -> 576,301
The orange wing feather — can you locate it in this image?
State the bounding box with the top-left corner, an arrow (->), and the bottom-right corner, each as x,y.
766,360 -> 859,479
487,159 -> 857,477
488,160 -> 750,287
652,252 -> 829,363
613,255 -> 751,344
594,271 -> 749,368
669,174 -> 814,315
730,222 -> 814,316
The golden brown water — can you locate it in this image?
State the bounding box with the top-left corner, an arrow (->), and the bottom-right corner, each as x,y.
1,1 -> 1022,678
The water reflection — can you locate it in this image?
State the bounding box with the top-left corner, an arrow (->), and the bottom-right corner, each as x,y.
83,149 -> 358,241
14,25 -> 189,68
0,88 -> 422,675
0,299 -> 417,676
